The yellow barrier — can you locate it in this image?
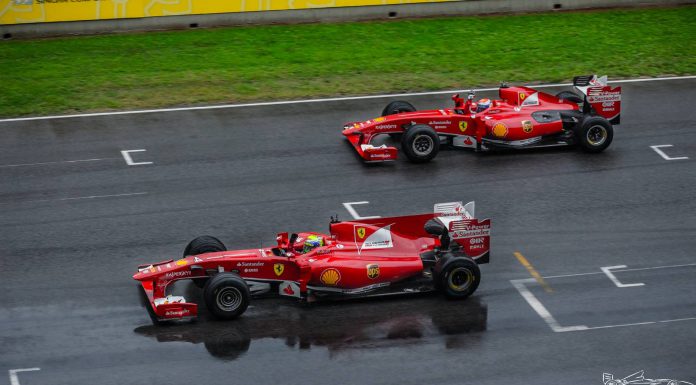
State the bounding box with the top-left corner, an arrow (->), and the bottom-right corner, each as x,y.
1,0 -> 452,24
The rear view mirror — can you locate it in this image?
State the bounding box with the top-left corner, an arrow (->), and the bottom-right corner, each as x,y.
276,232 -> 289,249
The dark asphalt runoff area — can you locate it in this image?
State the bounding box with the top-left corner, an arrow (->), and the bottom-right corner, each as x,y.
1,78 -> 695,385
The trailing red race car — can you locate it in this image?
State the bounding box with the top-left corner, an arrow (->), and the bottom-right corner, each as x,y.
133,201 -> 491,323
342,74 -> 622,163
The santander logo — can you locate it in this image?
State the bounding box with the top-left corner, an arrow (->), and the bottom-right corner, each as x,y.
283,284 -> 295,295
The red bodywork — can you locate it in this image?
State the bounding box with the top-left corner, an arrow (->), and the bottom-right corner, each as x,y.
343,79 -> 621,162
133,202 -> 491,321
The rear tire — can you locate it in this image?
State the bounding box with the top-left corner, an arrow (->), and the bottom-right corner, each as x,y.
576,116 -> 613,153
184,236 -> 226,288
204,273 -> 250,320
401,124 -> 440,163
382,101 -> 416,140
437,257 -> 480,299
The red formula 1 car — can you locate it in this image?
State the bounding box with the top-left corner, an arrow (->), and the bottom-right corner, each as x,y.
342,74 -> 622,163
133,201 -> 491,323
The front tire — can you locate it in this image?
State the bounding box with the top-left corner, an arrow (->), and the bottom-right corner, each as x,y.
184,235 -> 226,257
382,101 -> 416,140
576,116 -> 613,153
204,273 -> 250,320
184,236 -> 226,288
401,124 -> 440,163
381,100 -> 416,116
438,257 -> 480,299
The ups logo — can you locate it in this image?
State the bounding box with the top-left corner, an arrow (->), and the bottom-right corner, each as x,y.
366,264 -> 380,279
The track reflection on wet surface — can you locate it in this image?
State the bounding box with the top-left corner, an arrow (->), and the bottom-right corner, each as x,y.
134,285 -> 487,362
3,80 -> 696,385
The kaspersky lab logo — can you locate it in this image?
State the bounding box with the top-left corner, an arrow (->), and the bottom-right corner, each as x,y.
603,370 -> 692,385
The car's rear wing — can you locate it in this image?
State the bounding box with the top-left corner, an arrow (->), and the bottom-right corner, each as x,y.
431,201 -> 490,263
434,201 -> 475,219
573,74 -> 622,124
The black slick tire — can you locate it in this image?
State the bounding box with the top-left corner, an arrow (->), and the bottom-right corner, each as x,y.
184,235 -> 226,288
203,273 -> 250,320
381,100 -> 416,116
576,116 -> 613,153
437,257 -> 480,299
382,101 -> 416,140
401,124 -> 440,163
183,235 -> 226,257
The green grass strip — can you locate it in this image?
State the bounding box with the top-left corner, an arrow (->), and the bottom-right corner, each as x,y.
1,6 -> 694,117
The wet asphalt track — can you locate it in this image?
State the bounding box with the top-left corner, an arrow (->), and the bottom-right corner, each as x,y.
1,79 -> 695,385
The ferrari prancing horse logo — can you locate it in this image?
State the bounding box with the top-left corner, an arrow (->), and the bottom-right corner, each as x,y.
458,121 -> 468,132
357,227 -> 366,239
273,263 -> 284,276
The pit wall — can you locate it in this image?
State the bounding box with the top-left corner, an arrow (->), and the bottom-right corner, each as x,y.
1,0 -> 693,38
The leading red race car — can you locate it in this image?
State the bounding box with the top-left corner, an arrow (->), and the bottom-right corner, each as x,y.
342,74 -> 622,163
133,201 -> 491,323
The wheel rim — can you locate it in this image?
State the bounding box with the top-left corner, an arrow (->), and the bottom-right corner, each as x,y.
216,287 -> 242,312
412,135 -> 434,156
447,267 -> 474,292
586,125 -> 607,146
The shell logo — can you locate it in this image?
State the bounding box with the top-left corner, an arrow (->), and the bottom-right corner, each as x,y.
492,122 -> 508,138
175,259 -> 188,266
320,268 -> 341,286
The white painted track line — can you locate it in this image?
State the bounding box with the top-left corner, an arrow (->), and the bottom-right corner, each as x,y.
650,145 -> 689,160
0,192 -> 149,205
1,75 -> 694,123
121,149 -> 153,166
8,368 -> 40,385
600,265 -> 645,288
511,278 -> 588,333
0,158 -> 117,168
542,262 -> 696,280
343,201 -> 380,220
511,263 -> 696,332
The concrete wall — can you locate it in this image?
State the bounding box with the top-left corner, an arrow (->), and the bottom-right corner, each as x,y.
2,0 -> 694,39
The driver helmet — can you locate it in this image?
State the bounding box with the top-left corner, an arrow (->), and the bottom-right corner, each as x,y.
477,98 -> 492,112
303,235 -> 324,253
